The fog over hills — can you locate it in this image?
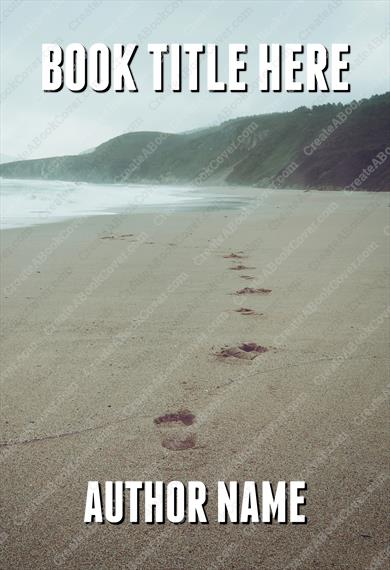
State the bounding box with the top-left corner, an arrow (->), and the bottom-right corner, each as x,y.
1,92 -> 389,191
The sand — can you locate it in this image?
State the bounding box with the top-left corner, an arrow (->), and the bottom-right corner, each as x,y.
1,187 -> 389,569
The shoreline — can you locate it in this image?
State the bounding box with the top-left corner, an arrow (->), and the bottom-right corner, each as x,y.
0,179 -> 255,231
1,181 -> 387,232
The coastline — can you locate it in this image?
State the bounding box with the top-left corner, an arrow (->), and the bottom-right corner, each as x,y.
2,178 -> 387,232
0,178 -> 253,231
1,187 -> 389,568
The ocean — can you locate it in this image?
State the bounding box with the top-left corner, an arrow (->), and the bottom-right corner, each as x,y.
0,178 -> 243,230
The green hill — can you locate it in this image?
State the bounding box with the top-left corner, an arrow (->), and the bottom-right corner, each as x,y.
1,92 -> 389,190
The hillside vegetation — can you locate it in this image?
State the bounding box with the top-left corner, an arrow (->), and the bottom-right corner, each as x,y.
1,92 -> 389,191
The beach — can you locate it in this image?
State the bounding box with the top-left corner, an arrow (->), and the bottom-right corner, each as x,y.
1,187 -> 389,569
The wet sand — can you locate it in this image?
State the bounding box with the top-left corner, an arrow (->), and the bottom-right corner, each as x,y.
1,188 -> 389,569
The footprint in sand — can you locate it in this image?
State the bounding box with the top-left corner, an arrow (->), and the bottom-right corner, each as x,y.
235,287 -> 272,295
100,233 -> 134,240
223,252 -> 247,259
154,411 -> 195,426
229,264 -> 255,271
215,342 -> 268,361
154,410 -> 197,451
235,307 -> 262,316
160,434 -> 196,451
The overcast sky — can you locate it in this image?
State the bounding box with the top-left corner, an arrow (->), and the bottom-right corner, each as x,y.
1,0 -> 389,159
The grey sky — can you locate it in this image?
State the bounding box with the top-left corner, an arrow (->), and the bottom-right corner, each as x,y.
1,0 -> 389,159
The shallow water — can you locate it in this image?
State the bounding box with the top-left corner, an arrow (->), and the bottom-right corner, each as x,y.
0,178 -> 246,229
